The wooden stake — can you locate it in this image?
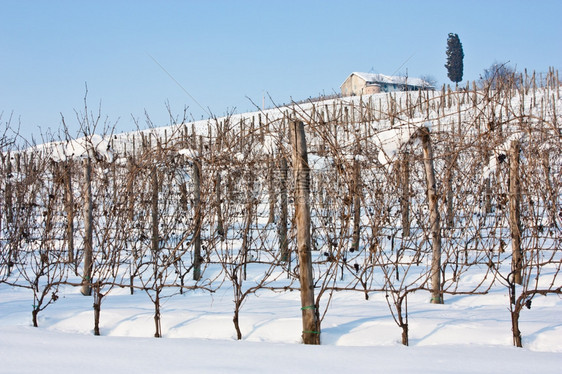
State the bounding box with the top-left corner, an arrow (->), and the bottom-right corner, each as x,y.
509,140 -> 522,285
351,158 -> 361,251
267,156 -> 276,225
279,157 -> 289,262
400,153 -> 411,237
290,120 -> 320,344
151,165 -> 159,281
444,146 -> 455,229
193,139 -> 202,281
420,127 -> 443,304
81,157 -> 93,296
65,161 -> 75,265
215,172 -> 224,237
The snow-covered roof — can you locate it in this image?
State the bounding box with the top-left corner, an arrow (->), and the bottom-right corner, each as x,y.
343,72 -> 431,88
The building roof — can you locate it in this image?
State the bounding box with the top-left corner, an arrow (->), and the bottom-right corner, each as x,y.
343,72 -> 431,88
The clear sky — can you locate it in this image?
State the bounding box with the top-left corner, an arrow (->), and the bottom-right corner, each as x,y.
2,0 -> 561,139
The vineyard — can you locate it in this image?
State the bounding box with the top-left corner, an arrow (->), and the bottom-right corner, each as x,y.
1,70 -> 561,348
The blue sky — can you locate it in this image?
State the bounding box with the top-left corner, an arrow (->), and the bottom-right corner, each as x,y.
2,0 -> 561,139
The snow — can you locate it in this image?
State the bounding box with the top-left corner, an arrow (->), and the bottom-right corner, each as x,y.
30,134 -> 113,162
178,148 -> 198,160
308,154 -> 331,171
375,120 -> 430,166
482,131 -> 527,179
1,326 -> 561,374
1,277 -> 561,373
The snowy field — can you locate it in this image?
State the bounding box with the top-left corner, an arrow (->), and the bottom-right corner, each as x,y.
1,277 -> 561,373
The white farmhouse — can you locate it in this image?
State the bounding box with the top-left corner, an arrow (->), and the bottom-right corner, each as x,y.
341,72 -> 433,96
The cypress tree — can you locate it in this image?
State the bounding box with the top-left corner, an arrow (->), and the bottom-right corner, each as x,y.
445,33 -> 464,83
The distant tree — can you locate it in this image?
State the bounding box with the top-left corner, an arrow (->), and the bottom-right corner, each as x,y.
479,61 -> 521,90
445,33 -> 464,84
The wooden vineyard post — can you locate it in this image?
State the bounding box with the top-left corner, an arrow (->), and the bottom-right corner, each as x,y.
81,157 -> 93,296
509,140 -> 522,285
290,120 -> 320,345
4,154 -> 14,270
127,157 -> 136,221
215,172 -> 224,237
241,172 -> 254,281
127,156 -> 137,294
279,157 -> 289,263
420,127 -> 443,304
64,161 -> 75,266
444,146 -> 455,229
192,140 -> 202,281
484,177 -> 492,214
351,157 -> 361,251
151,165 -> 159,278
267,157 -> 276,225
5,154 -> 13,225
400,152 -> 411,237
